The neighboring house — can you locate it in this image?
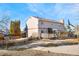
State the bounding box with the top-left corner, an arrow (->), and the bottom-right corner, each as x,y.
27,16 -> 66,39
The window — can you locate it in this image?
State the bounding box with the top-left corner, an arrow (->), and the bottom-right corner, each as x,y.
48,28 -> 52,33
41,30 -> 44,33
41,22 -> 43,24
52,30 -> 56,34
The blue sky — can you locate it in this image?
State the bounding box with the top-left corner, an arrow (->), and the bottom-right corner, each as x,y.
0,3 -> 79,30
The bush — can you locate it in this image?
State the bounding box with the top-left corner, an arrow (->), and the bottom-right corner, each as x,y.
28,36 -> 40,42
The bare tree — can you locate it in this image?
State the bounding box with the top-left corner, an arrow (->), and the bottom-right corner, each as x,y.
0,15 -> 10,49
0,15 -> 10,35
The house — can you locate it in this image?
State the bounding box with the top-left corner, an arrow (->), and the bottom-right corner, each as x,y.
27,16 -> 66,39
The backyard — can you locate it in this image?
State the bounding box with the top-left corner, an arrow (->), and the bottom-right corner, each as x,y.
0,38 -> 79,56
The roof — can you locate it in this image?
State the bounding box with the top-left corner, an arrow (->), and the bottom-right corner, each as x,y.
30,16 -> 64,24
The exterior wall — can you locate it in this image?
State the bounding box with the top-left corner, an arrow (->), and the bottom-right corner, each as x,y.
38,19 -> 65,34
27,16 -> 39,37
38,19 -> 65,38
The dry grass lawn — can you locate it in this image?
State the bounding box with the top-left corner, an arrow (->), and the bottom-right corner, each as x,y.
65,38 -> 79,43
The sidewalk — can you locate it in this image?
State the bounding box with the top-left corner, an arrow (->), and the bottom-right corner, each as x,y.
31,44 -> 79,55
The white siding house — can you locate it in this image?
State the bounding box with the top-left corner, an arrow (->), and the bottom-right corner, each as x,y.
27,16 -> 66,38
